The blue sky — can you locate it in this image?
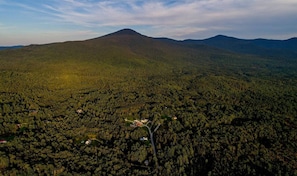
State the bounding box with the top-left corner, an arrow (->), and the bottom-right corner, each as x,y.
1,0 -> 297,45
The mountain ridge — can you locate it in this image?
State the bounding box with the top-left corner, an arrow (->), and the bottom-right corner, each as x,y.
0,29 -> 296,70
0,45 -> 23,50
1,29 -> 296,59
181,34 -> 297,59
90,29 -> 297,60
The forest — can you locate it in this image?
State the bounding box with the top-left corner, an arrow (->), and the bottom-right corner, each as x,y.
0,30 -> 297,175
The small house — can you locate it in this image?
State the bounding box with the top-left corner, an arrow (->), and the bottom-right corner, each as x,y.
76,109 -> 83,114
140,119 -> 149,123
0,140 -> 7,144
85,139 -> 92,145
140,137 -> 148,141
133,120 -> 143,127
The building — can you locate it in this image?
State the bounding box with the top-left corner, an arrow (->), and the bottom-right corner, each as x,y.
0,140 -> 7,144
85,139 -> 92,145
140,137 -> 148,141
133,120 -> 144,127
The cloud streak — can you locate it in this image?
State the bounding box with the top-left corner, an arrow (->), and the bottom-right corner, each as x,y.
43,0 -> 297,37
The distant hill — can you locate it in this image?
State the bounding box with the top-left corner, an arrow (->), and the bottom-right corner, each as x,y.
0,29 -> 296,76
0,45 -> 23,50
1,29 -> 296,59
183,35 -> 297,59
1,28 -> 231,71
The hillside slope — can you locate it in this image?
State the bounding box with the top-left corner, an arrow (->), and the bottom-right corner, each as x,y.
0,29 -> 253,92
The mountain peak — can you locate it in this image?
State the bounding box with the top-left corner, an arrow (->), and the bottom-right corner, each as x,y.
210,35 -> 239,40
90,28 -> 145,42
110,28 -> 142,36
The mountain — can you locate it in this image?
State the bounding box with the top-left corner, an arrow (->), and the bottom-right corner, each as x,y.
183,35 -> 297,59
1,29 -> 296,82
2,29 -> 296,61
6,29 -> 231,71
1,28 -> 296,96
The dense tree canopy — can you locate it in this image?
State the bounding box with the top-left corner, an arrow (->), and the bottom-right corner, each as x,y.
0,37 -> 297,175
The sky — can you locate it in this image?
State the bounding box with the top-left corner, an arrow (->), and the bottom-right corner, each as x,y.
1,0 -> 297,46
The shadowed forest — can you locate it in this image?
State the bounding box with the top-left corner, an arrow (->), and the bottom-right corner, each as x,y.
0,29 -> 297,175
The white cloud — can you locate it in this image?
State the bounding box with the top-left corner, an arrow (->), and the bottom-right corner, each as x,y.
40,0 -> 226,28
45,0 -> 296,28
5,0 -> 297,28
